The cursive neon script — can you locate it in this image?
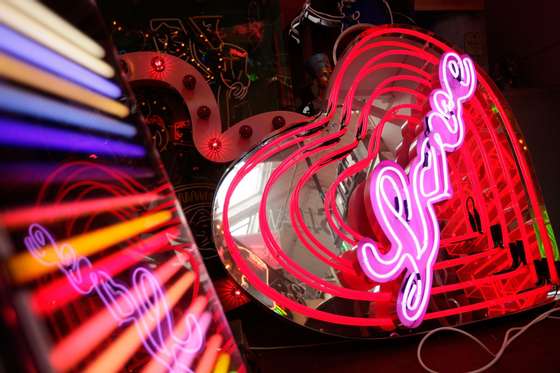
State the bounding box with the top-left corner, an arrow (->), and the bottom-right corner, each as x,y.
357,52 -> 477,328
23,223 -> 203,372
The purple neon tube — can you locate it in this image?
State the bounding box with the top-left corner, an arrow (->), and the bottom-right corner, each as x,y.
0,117 -> 145,158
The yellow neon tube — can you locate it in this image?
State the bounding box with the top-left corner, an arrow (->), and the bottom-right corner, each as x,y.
212,353 -> 231,373
0,54 -> 129,118
83,273 -> 197,373
0,1 -> 113,77
5,0 -> 105,58
8,210 -> 172,283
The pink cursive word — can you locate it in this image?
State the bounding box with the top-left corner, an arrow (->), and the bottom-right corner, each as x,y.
23,223 -> 203,372
357,52 -> 477,328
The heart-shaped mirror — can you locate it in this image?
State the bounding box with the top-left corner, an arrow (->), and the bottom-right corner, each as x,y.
212,25 -> 559,338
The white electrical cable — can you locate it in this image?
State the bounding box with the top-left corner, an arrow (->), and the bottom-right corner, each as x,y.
417,305 -> 560,372
382,0 -> 394,24
332,23 -> 374,65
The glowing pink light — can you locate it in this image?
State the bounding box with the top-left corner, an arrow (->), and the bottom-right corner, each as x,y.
23,223 -> 202,371
151,56 -> 165,73
357,52 -> 477,328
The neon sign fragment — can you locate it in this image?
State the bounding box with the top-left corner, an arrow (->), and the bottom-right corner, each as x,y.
23,223 -> 203,372
357,52 -> 477,328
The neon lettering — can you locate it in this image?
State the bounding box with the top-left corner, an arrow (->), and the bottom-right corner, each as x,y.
357,52 -> 477,328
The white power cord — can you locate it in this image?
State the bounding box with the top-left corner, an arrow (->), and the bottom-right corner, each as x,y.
331,23 -> 374,65
382,0 -> 394,24
417,305 -> 560,372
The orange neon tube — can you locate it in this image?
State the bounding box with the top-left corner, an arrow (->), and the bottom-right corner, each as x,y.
0,1 -> 113,77
0,193 -> 160,228
141,296 -> 209,373
50,257 -> 183,372
83,272 -> 197,373
8,210 -> 172,283
195,334 -> 223,373
0,54 -> 128,118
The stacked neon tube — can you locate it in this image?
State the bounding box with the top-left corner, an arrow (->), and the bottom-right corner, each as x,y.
0,1 -> 244,372
213,25 -> 559,337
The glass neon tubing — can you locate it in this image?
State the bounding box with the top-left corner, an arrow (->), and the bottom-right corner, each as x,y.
195,334 -> 223,373
82,272 -> 198,373
454,122 -> 494,259
397,25 -> 557,282
0,26 -> 120,98
425,286 -> 549,320
323,52 -> 436,243
0,193 -> 159,228
0,84 -> 133,137
0,118 -> 144,158
289,103 -> 422,271
292,69 -> 431,260
324,106 -> 423,246
224,29 -> 556,324
5,0 -> 105,58
312,83 -> 428,251
323,56 -> 434,243
431,267 -> 527,295
256,134 -> 391,299
50,257 -> 183,371
472,97 -> 534,259
262,89 -> 425,288
0,162 -> 154,184
219,29 -> 415,326
212,353 -> 232,373
258,51 -> 434,281
143,301 -> 211,373
32,227 -> 179,315
0,1 -> 113,77
0,54 -> 128,118
9,210 -> 172,283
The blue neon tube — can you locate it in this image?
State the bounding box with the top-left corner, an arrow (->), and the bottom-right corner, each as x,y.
0,117 -> 146,158
0,83 -> 136,138
0,25 -> 121,98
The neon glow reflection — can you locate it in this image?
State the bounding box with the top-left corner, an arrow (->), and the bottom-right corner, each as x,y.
23,223 -> 203,373
357,52 -> 477,328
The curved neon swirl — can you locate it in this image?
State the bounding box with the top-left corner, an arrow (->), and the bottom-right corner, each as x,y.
23,223 -> 203,373
357,52 -> 477,328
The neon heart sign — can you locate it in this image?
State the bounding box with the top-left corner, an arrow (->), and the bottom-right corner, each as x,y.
357,52 -> 477,328
213,25 -> 559,337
